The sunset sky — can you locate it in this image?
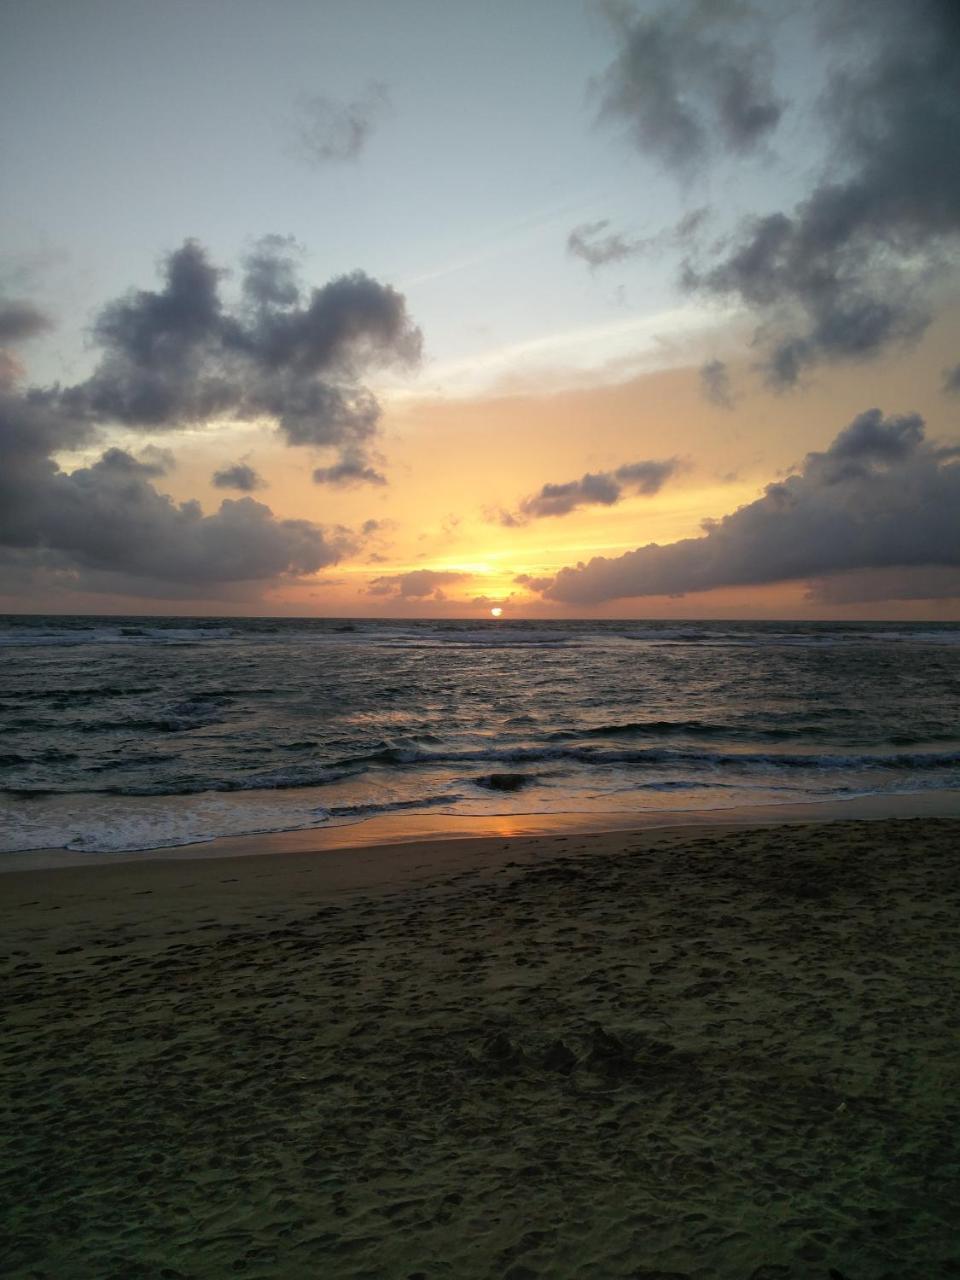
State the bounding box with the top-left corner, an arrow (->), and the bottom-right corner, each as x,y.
2,0 -> 958,618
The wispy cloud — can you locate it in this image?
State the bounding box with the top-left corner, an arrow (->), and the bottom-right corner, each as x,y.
698,358 -> 735,408
292,82 -> 390,165
381,300 -> 735,400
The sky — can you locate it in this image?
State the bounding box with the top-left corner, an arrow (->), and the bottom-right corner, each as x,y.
1,0 -> 959,619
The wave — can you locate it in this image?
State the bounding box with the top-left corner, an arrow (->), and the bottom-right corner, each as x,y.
324,793 -> 462,820
0,684 -> 157,702
327,743 -> 960,773
67,706 -> 227,734
6,742 -> 960,800
549,719 -> 960,746
0,626 -> 235,648
550,719 -> 750,741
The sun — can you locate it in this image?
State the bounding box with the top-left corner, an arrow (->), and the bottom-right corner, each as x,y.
490,607 -> 503,618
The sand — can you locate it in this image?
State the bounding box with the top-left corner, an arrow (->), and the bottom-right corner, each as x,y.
2,816 -> 959,1279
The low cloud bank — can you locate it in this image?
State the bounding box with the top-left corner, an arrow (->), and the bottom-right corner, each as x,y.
541,409 -> 960,603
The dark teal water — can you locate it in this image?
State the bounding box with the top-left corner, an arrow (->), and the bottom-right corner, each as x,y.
2,615 -> 959,853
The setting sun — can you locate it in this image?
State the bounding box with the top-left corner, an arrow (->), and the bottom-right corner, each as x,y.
490,607 -> 503,618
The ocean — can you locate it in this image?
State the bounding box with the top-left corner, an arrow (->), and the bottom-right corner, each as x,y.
1,614 -> 959,856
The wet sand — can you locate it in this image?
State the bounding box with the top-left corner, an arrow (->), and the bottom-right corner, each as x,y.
2,817 -> 960,1278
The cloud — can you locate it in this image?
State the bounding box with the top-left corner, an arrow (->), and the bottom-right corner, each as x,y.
137,444 -> 176,474
242,234 -> 303,308
0,409 -> 350,596
542,409 -> 960,603
806,566 -> 960,604
212,462 -> 266,492
0,299 -> 54,391
682,0 -> 960,386
484,505 -> 523,529
367,569 -> 467,600
615,460 -> 680,488
294,83 -> 389,165
943,364 -> 960,396
514,573 -> 554,592
512,458 -> 681,521
595,1 -> 783,176
699,358 -> 734,408
312,453 -> 386,487
807,408 -> 924,477
0,247 -> 68,297
472,594 -> 514,610
54,237 -> 420,476
94,446 -> 175,480
567,208 -> 708,269
567,221 -> 644,269
0,299 -> 53,343
0,234 -> 419,597
0,351 -> 25,390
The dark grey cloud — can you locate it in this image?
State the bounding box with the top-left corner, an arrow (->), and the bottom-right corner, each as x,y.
541,409 -> 960,603
567,208 -> 708,269
0,410 -> 349,595
683,0 -> 960,386
97,446 -> 171,480
53,237 -> 419,476
0,299 -> 53,343
367,569 -> 466,600
294,83 -> 389,165
523,471 -> 620,519
514,458 -> 680,521
242,235 -> 303,309
0,546 -> 275,603
614,460 -> 681,491
595,1 -> 783,176
312,454 -> 386,487
806,566 -> 960,604
806,409 -> 924,480
212,462 -> 266,492
699,358 -> 734,408
943,364 -> 960,396
0,384 -> 93,460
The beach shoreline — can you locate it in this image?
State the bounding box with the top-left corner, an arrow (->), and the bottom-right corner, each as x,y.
2,812 -> 960,1277
5,783 -> 960,875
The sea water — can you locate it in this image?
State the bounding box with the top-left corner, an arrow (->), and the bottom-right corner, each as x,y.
1,615 -> 959,854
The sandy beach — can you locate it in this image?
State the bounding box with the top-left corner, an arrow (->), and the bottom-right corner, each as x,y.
2,815 -> 960,1279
